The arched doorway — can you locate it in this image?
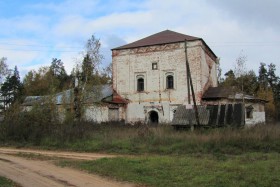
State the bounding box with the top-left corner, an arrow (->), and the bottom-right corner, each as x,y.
149,111 -> 159,124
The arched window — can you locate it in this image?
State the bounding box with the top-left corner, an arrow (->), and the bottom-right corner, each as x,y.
137,78 -> 144,91
166,75 -> 174,89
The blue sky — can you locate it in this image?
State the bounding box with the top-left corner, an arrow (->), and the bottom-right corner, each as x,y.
1,0 -> 280,78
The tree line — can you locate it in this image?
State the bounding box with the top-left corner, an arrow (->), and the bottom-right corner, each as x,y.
0,38 -> 279,122
0,35 -> 112,113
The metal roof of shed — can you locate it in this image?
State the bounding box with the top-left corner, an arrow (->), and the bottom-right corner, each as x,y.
22,84 -> 127,106
202,87 -> 267,102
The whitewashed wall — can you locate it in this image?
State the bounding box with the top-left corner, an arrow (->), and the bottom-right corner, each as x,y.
83,105 -> 108,122
245,103 -> 266,127
112,41 -> 217,123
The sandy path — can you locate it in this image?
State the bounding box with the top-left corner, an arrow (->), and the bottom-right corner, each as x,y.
0,147 -> 116,160
0,148 -> 136,187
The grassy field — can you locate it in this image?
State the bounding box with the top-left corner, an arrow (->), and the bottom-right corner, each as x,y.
2,123 -> 280,186
32,123 -> 280,155
12,151 -> 280,187
47,123 -> 280,186
0,176 -> 19,187
57,153 -> 280,187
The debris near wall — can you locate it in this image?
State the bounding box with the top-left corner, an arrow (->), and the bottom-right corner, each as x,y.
172,103 -> 245,128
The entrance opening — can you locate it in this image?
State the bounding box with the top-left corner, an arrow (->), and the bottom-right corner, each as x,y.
149,111 -> 159,124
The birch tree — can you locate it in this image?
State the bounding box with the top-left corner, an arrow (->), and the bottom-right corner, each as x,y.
0,57 -> 9,83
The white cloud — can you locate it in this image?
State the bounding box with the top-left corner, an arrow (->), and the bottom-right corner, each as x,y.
27,0 -> 99,16
1,0 -> 280,78
210,0 -> 280,30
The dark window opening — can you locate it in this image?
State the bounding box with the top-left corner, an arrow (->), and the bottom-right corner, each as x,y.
246,109 -> 253,119
152,62 -> 158,70
246,106 -> 253,119
137,78 -> 144,91
149,111 -> 159,124
166,75 -> 174,89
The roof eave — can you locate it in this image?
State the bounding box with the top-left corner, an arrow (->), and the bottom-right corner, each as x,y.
199,39 -> 218,59
111,38 -> 217,60
111,39 -> 200,51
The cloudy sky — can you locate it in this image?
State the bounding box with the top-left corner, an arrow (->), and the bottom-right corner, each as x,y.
0,0 -> 280,79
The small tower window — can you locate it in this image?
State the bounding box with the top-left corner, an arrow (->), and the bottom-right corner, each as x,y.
166,75 -> 174,89
152,62 -> 158,70
137,78 -> 144,91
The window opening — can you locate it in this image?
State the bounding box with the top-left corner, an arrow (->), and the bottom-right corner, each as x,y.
166,75 -> 174,89
137,78 -> 144,91
246,106 -> 253,119
152,62 -> 158,70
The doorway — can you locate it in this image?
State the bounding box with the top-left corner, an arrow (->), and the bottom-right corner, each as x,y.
149,111 -> 159,124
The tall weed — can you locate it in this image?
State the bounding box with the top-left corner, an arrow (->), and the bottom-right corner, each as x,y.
1,105 -> 280,155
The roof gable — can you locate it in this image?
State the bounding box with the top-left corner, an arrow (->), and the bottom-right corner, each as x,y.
112,30 -> 200,50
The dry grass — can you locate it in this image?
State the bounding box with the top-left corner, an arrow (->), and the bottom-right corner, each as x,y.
35,123 -> 280,155
2,118 -> 280,155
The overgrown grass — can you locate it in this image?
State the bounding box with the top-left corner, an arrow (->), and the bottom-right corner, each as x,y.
0,176 -> 20,187
2,122 -> 280,155
1,103 -> 280,155
57,153 -> 280,187
40,123 -> 280,155
2,108 -> 280,186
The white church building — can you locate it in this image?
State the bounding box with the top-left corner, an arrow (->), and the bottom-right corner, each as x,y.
111,30 -> 218,124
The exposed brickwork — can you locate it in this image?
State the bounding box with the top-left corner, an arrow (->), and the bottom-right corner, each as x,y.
112,40 -> 218,123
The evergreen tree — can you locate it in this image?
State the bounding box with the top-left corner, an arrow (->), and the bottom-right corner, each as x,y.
49,58 -> 69,91
220,69 -> 238,88
0,66 -> 23,110
50,58 -> 67,79
267,63 -> 280,120
256,63 -> 280,121
267,63 -> 279,91
258,62 -> 268,89
238,70 -> 258,96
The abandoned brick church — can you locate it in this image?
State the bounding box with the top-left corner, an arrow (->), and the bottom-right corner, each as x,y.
23,30 -> 266,126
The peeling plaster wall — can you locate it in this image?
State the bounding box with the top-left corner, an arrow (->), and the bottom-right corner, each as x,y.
245,103 -> 266,126
112,41 -> 217,123
199,42 -> 218,102
83,105 -> 109,122
83,104 -> 126,122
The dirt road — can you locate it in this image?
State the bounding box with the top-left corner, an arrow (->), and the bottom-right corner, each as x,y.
0,148 -> 136,187
0,148 -> 117,160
